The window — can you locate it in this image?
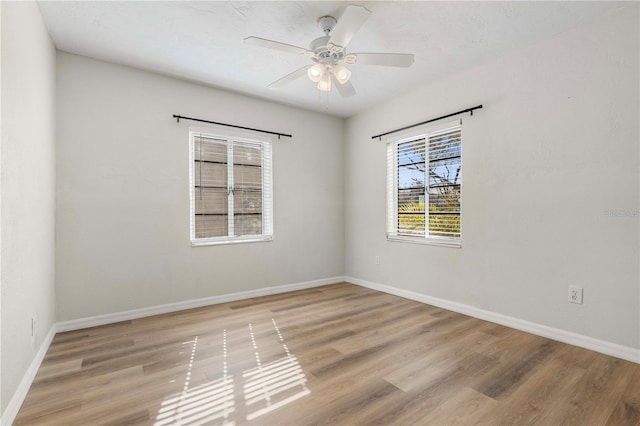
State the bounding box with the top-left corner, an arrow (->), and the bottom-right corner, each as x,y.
386,122 -> 462,247
190,130 -> 273,245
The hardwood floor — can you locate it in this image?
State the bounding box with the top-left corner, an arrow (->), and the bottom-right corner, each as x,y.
14,283 -> 640,425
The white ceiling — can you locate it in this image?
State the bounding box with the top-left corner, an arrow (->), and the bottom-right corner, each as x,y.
37,1 -> 623,118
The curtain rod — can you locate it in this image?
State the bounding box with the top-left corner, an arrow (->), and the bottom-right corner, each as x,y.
173,114 -> 292,139
371,104 -> 483,140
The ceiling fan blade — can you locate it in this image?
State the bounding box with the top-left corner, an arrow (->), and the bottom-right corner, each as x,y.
244,36 -> 313,57
327,5 -> 371,52
350,53 -> 414,67
267,66 -> 309,89
332,75 -> 356,98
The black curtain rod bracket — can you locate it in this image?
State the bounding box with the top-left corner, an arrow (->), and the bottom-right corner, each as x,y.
173,114 -> 292,139
372,104 -> 483,141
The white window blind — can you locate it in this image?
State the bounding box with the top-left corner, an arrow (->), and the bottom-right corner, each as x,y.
190,131 -> 273,245
386,122 -> 462,246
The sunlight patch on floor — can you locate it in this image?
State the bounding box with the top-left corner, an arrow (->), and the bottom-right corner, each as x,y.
154,319 -> 309,425
243,319 -> 310,420
155,332 -> 235,426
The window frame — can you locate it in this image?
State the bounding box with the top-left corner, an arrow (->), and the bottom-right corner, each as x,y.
385,120 -> 462,248
189,128 -> 273,247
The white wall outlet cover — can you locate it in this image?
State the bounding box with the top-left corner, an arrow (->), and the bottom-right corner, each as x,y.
568,286 -> 583,304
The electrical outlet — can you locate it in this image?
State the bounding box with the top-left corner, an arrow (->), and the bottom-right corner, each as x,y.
568,286 -> 583,304
31,315 -> 37,338
375,256 -> 380,265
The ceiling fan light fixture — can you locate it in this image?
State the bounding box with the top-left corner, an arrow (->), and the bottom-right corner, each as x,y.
317,72 -> 332,91
332,64 -> 352,84
307,63 -> 325,83
247,5 -> 413,98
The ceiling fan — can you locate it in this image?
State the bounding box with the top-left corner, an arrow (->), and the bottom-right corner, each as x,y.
244,5 -> 414,97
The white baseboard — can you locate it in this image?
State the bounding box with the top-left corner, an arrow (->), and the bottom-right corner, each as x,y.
1,325 -> 57,426
345,276 -> 640,364
56,276 -> 346,333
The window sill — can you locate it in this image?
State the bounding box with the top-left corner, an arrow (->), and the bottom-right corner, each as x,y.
387,234 -> 461,248
191,236 -> 273,247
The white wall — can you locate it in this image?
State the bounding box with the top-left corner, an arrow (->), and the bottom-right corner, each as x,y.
1,1 -> 57,413
56,52 -> 344,321
345,5 -> 639,349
